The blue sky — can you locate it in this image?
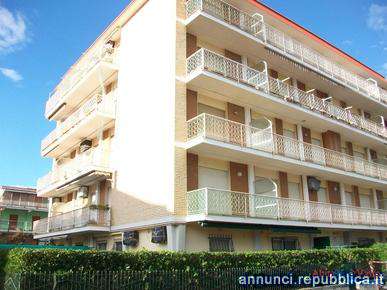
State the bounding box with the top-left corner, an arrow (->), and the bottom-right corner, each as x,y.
0,0 -> 386,187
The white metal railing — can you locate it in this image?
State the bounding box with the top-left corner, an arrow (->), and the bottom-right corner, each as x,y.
41,93 -> 116,152
0,220 -> 33,232
187,48 -> 268,89
45,45 -> 116,117
187,48 -> 387,139
185,0 -> 386,104
37,148 -> 109,192
0,198 -> 48,210
187,188 -> 387,226
33,206 -> 110,235
187,113 -> 387,181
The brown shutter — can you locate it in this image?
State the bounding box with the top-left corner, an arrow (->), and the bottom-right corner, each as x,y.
186,33 -> 197,57
370,149 -> 378,160
8,215 -> 18,231
269,69 -> 279,79
279,171 -> 289,198
227,103 -> 245,146
99,180 -> 107,205
225,50 -> 242,63
187,153 -> 198,191
275,118 -> 283,135
302,127 -> 312,161
275,118 -> 284,155
340,101 -> 347,108
230,162 -> 249,216
297,81 -> 306,91
346,142 -> 354,156
309,190 -> 318,202
227,103 -> 245,124
322,131 -> 341,152
315,90 -> 328,99
230,162 -> 248,192
302,127 -> 311,143
32,216 -> 41,223
328,181 -> 341,204
353,186 -> 360,207
186,89 -> 198,120
376,190 -> 383,209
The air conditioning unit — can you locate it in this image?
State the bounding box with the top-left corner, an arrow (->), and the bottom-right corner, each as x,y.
307,176 -> 321,191
123,231 -> 139,247
151,226 -> 167,244
77,186 -> 89,198
79,140 -> 92,153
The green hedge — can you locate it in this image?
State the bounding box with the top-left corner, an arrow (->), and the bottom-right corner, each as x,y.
0,250 -> 10,288
4,247 -> 381,274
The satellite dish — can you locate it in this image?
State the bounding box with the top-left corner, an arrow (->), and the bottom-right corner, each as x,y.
307,176 -> 321,191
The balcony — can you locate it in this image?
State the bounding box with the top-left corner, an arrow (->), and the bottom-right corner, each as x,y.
0,197 -> 48,211
186,49 -> 387,149
33,206 -> 110,238
41,93 -> 116,157
186,114 -> 387,188
187,188 -> 387,230
45,46 -> 118,120
37,148 -> 112,197
185,0 -> 387,109
0,220 -> 33,233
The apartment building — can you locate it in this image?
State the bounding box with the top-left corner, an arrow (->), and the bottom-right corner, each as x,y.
34,0 -> 387,251
0,186 -> 48,244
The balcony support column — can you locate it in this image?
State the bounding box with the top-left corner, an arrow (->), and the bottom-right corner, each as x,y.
301,175 -> 309,221
372,188 -> 378,209
365,148 -> 372,162
248,164 -> 255,194
339,183 -> 346,206
167,224 -> 186,251
244,106 -> 251,147
296,124 -> 305,161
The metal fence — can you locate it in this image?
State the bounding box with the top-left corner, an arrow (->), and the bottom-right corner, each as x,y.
2,265 -> 360,290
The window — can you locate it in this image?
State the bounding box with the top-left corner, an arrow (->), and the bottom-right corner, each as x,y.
288,182 -> 301,200
114,241 -> 123,251
198,167 -> 229,190
272,237 -> 299,251
209,235 -> 234,252
198,103 -> 225,118
254,177 -> 277,196
96,241 -> 107,250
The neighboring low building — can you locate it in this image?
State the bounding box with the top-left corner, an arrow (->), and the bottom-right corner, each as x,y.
34,0 -> 387,251
0,186 -> 48,244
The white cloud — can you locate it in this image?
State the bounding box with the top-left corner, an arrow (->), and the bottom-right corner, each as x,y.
0,67 -> 22,82
367,4 -> 387,31
0,4 -> 27,53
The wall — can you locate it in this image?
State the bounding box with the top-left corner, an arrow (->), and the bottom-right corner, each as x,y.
111,0 -> 177,226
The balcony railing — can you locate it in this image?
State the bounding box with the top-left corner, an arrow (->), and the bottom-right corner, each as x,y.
41,93 -> 116,152
0,220 -> 33,233
0,198 -> 48,210
187,48 -> 387,139
187,113 -> 387,181
186,0 -> 386,104
45,45 -> 116,117
187,188 -> 387,227
33,206 -> 110,235
37,148 -> 109,192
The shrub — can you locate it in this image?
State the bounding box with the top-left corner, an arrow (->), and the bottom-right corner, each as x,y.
4,247 -> 380,274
